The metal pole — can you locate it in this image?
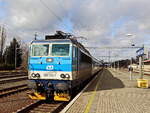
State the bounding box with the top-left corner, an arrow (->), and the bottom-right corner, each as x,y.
35,32 -> 37,40
15,44 -> 17,69
130,57 -> 132,65
118,61 -> 119,70
114,62 -> 115,70
108,50 -> 110,63
111,62 -> 112,68
139,56 -> 143,79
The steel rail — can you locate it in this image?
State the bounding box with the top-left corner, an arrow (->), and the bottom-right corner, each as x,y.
0,76 -> 27,84
16,100 -> 67,113
0,74 -> 26,79
0,84 -> 28,98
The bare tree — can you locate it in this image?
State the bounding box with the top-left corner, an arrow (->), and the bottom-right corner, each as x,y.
0,26 -> 6,61
21,43 -> 28,71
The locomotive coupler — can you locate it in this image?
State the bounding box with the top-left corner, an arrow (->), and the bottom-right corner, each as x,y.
46,84 -> 54,100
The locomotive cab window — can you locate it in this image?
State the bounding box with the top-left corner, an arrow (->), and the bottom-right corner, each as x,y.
32,44 -> 49,56
51,44 -> 70,56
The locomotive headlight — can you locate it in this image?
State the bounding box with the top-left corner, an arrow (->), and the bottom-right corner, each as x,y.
65,74 -> 70,78
31,73 -> 36,78
36,73 -> 40,78
46,58 -> 53,62
60,74 -> 66,78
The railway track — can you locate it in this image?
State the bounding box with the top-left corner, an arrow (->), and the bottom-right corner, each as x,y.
0,72 -> 27,76
0,74 -> 26,79
15,71 -> 102,113
16,100 -> 68,113
0,76 -> 28,84
0,84 -> 28,98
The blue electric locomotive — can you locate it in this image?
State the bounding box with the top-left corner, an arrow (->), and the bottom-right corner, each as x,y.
28,31 -> 101,101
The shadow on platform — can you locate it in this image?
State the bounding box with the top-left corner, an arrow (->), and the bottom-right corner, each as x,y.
85,69 -> 125,92
99,69 -> 125,90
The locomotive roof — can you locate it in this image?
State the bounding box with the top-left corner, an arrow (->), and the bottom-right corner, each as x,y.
31,39 -> 91,56
32,39 -> 71,43
31,31 -> 91,56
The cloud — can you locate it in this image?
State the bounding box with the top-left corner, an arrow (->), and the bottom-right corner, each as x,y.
1,0 -> 150,61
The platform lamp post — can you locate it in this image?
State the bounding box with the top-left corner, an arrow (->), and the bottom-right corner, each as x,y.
138,44 -> 145,79
139,55 -> 143,79
136,44 -> 149,88
126,34 -> 135,67
125,34 -> 135,80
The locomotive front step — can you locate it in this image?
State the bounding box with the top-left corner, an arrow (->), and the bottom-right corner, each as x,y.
54,92 -> 70,101
28,92 -> 46,100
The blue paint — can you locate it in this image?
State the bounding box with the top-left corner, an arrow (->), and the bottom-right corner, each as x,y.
136,47 -> 144,57
29,44 -> 72,72
0,1 -> 7,19
29,64 -> 72,71
29,40 -> 73,72
29,56 -> 72,71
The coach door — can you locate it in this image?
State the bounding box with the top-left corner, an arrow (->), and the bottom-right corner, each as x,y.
73,46 -> 79,78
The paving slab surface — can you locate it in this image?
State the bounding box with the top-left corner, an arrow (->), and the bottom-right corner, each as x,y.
65,68 -> 150,113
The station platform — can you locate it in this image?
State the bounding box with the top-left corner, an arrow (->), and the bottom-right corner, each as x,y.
61,68 -> 150,113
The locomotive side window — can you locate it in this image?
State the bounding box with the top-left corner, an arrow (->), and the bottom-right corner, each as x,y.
51,44 -> 70,56
32,44 -> 49,56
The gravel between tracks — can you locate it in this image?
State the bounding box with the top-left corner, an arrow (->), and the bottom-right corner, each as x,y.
0,90 -> 36,113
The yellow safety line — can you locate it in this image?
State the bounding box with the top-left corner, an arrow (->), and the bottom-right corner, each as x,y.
84,76 -> 101,113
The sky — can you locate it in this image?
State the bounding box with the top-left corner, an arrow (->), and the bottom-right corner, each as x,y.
0,0 -> 150,61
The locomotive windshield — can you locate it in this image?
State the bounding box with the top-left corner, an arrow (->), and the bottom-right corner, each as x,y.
32,44 -> 49,56
51,44 -> 70,56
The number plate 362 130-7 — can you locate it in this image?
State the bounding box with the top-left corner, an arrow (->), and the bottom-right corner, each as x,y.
44,72 -> 56,77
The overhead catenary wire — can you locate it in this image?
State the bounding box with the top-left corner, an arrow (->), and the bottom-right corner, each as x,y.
39,0 -> 63,23
86,46 -> 142,49
39,0 -> 74,34
39,0 -> 95,41
54,0 -> 84,36
55,0 -> 68,15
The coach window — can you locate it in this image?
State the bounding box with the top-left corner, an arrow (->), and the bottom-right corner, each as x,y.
51,44 -> 70,56
32,44 -> 49,56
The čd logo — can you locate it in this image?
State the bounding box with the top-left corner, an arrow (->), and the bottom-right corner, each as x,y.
46,65 -> 54,70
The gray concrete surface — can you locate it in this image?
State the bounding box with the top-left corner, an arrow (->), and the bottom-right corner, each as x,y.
65,68 -> 150,113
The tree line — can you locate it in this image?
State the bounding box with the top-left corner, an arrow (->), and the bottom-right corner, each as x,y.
0,26 -> 25,70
